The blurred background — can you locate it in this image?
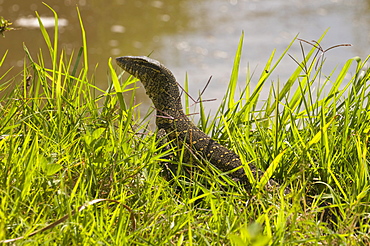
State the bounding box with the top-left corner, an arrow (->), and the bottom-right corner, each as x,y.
0,0 -> 369,110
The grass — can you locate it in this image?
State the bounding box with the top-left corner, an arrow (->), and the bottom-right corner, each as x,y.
1,5 -> 370,245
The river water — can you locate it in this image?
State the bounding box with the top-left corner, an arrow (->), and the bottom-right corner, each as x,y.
0,0 -> 369,111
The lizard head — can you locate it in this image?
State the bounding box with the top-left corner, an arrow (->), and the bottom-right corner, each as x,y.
116,56 -> 173,87
116,56 -> 182,112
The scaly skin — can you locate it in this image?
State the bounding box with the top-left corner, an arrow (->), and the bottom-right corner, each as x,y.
116,56 -> 264,190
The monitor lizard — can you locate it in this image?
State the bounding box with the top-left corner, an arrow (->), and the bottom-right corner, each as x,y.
116,56 -> 280,191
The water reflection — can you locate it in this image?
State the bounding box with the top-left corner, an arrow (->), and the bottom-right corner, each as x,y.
15,16 -> 68,28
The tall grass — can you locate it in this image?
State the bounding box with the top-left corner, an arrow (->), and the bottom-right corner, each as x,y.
1,5 -> 370,245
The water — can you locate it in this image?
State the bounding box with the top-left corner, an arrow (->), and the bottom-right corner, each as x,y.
0,0 -> 369,111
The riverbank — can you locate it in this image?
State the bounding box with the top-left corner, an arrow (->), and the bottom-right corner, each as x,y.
1,8 -> 369,245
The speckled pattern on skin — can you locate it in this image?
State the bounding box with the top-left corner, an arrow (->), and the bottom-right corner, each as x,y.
116,56 -> 271,191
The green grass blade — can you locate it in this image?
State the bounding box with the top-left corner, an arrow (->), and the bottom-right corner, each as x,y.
77,6 -> 88,79
227,32 -> 244,109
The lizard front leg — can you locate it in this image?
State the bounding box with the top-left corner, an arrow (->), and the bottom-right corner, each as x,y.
156,128 -> 178,181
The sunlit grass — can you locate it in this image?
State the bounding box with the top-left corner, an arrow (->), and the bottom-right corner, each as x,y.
1,5 -> 370,245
